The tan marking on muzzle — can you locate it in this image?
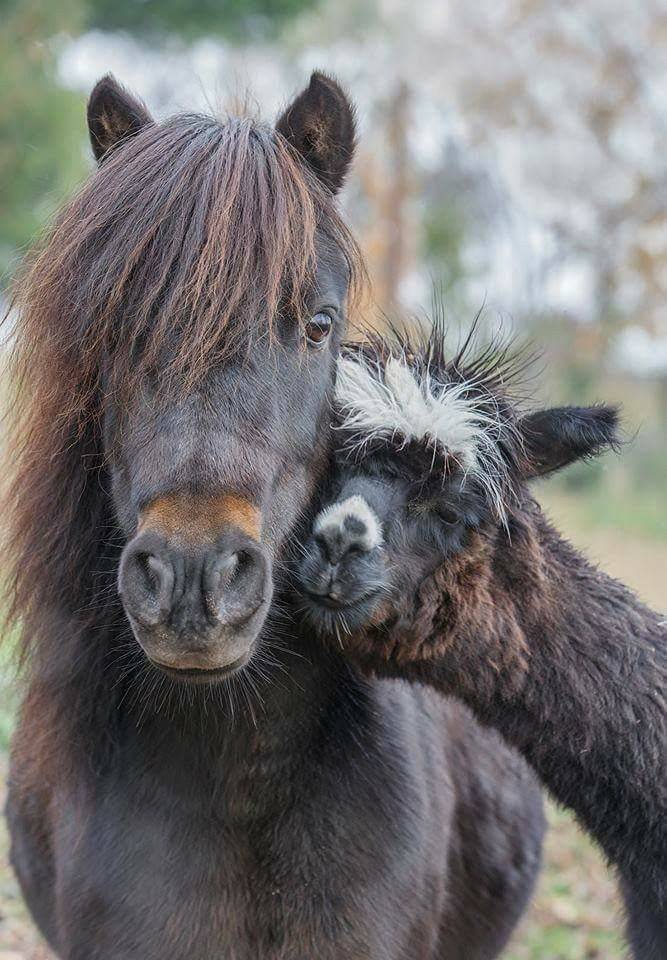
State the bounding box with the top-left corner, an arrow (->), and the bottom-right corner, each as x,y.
138,493 -> 261,543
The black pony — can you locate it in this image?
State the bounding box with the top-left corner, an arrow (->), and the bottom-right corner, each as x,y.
296,324 -> 667,960
4,76 -> 545,959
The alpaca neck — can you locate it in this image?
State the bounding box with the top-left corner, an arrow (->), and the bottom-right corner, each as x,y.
354,497 -> 665,908
404,500 -> 665,905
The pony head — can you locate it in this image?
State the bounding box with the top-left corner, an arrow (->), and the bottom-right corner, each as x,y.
5,73 -> 363,684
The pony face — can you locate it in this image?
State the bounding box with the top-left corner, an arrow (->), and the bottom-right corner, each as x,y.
295,327 -> 620,635
107,267 -> 347,682
63,74 -> 359,682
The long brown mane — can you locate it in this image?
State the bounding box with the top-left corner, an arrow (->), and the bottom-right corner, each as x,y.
2,110 -> 363,670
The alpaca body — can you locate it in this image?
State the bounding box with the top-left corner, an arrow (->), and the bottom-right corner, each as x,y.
350,508 -> 667,960
7,643 -> 544,960
297,334 -> 667,959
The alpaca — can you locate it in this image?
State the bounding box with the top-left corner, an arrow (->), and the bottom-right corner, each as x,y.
295,327 -> 667,960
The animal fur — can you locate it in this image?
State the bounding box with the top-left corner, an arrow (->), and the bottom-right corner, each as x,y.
3,76 -> 545,960
298,325 -> 666,960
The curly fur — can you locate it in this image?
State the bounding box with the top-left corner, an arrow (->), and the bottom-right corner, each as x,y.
299,322 -> 664,959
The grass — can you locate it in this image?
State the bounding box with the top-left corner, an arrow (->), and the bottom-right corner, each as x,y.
1,486 -> 665,957
545,476 -> 667,542
0,661 -> 17,754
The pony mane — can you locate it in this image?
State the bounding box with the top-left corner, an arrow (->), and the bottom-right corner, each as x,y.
2,108 -> 363,668
335,317 -> 535,523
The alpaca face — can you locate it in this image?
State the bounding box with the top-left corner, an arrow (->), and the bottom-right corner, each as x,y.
294,327 -> 620,635
295,472 -> 474,634
295,332 -> 509,632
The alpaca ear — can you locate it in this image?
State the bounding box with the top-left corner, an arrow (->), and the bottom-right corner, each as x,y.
518,405 -> 620,479
87,74 -> 153,163
276,72 -> 356,192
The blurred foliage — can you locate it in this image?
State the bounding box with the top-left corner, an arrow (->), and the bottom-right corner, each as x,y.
547,450 -> 667,542
0,0 -> 88,280
422,197 -> 467,307
87,0 -> 319,40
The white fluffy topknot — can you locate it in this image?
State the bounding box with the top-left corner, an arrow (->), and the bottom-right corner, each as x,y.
334,345 -> 521,523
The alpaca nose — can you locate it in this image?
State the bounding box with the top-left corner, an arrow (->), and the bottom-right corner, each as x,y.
313,495 -> 383,566
307,559 -> 340,600
118,530 -> 271,672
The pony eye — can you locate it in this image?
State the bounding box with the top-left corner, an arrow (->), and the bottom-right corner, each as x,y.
305,312 -> 332,347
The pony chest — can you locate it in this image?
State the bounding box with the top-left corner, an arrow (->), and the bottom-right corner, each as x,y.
57,766 -> 408,959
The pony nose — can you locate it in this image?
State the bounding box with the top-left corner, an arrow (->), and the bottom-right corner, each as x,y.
119,541 -> 175,626
203,544 -> 268,626
118,531 -> 269,633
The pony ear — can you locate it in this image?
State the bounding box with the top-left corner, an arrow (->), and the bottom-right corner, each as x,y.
518,405 -> 620,480
276,72 -> 356,192
87,74 -> 153,163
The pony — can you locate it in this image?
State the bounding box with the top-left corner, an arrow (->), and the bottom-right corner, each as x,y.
295,323 -> 667,959
3,74 -> 545,959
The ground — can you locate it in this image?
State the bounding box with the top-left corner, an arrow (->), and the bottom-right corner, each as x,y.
1,488 -> 664,959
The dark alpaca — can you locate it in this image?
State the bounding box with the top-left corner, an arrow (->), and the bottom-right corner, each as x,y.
295,325 -> 667,959
3,76 -> 545,959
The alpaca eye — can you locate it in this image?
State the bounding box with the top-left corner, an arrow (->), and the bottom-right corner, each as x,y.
305,312 -> 332,347
438,507 -> 459,526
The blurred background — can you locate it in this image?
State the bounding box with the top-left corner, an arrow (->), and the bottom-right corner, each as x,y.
0,1 -> 665,957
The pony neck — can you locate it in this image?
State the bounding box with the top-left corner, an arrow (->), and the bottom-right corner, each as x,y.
120,617 -> 348,768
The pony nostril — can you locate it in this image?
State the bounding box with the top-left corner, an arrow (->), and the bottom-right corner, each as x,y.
142,554 -> 166,593
208,550 -> 255,595
205,545 -> 268,627
235,550 -> 256,581
119,547 -> 174,626
212,552 -> 240,592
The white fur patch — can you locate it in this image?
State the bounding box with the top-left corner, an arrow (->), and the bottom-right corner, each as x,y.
335,352 -> 514,522
314,495 -> 383,551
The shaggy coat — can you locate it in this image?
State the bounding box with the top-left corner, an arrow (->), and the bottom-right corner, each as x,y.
297,327 -> 667,960
4,75 -> 545,960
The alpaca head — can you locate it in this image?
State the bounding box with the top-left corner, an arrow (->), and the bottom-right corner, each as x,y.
294,325 -> 620,635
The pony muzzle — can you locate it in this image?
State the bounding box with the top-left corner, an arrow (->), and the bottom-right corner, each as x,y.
118,495 -> 271,679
